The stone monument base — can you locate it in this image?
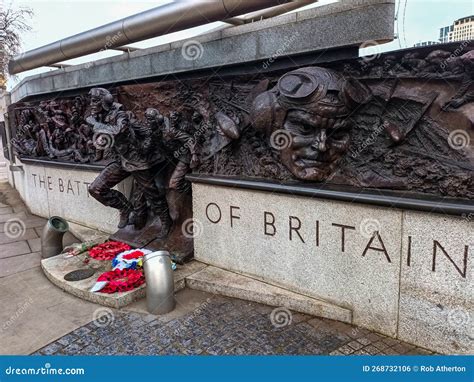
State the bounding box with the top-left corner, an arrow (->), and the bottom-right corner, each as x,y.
191,180 -> 473,354
13,160 -> 131,233
41,253 -> 205,308
42,252 -> 353,327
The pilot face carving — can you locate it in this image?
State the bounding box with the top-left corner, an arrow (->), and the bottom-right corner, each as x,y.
251,67 -> 370,181
281,106 -> 351,181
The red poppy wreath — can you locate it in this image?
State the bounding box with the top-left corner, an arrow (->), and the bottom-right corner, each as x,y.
89,241 -> 131,261
96,269 -> 145,293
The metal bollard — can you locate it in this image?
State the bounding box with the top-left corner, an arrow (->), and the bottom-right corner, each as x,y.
143,251 -> 176,314
41,216 -> 69,259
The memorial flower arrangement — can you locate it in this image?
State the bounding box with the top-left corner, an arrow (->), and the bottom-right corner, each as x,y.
96,268 -> 145,293
88,241 -> 177,294
89,241 -> 131,260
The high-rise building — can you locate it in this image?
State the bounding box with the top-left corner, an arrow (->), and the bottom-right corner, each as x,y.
414,41 -> 438,47
439,15 -> 474,43
439,25 -> 454,43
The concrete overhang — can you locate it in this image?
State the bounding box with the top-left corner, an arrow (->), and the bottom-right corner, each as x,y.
9,0 -> 395,104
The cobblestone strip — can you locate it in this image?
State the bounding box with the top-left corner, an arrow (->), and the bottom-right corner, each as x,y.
33,297 -> 431,356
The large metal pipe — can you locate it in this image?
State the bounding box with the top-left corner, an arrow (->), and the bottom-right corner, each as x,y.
41,216 -> 69,259
143,251 -> 175,315
9,0 -> 292,74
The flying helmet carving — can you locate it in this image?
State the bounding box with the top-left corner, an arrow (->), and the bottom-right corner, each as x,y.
251,67 -> 371,136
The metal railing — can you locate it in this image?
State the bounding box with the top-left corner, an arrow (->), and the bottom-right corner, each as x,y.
9,0 -> 315,74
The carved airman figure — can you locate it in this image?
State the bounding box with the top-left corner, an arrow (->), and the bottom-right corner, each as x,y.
86,88 -> 172,235
163,111 -> 199,192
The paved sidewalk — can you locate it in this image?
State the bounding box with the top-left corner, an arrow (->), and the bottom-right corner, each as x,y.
33,293 -> 432,356
0,180 -> 100,354
0,181 -> 48,278
0,180 -> 78,278
0,180 -> 432,355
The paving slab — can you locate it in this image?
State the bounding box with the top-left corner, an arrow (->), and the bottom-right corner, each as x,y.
0,241 -> 32,259
0,217 -> 46,234
0,211 -> 28,223
0,267 -> 100,354
0,216 -> 47,233
0,252 -> 41,278
27,237 -> 41,252
0,207 -> 13,215
12,205 -> 28,213
0,228 -> 38,245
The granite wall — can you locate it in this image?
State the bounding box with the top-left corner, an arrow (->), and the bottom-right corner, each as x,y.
15,161 -> 132,233
192,183 -> 473,354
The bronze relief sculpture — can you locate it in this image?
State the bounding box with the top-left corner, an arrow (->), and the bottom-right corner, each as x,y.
9,44 -> 474,252
86,88 -> 172,235
250,67 -> 371,181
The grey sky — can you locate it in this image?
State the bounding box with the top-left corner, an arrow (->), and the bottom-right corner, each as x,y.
7,0 -> 474,89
